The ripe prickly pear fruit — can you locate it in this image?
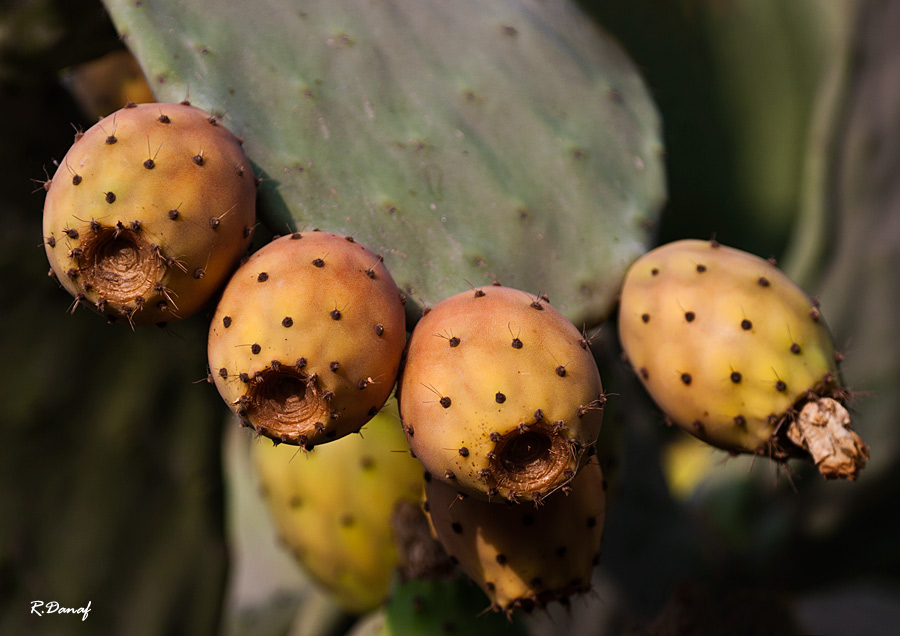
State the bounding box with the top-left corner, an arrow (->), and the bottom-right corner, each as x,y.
424,461 -> 606,614
254,399 -> 424,613
399,285 -> 604,503
618,239 -> 868,480
208,231 -> 407,447
42,102 -> 256,325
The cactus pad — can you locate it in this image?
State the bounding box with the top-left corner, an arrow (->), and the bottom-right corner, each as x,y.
101,0 -> 665,327
378,575 -> 526,635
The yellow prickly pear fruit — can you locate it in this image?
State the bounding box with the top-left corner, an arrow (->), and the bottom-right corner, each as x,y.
208,231 -> 407,447
42,102 -> 256,325
424,461 -> 606,614
618,239 -> 868,480
399,285 -> 605,504
254,399 -> 424,614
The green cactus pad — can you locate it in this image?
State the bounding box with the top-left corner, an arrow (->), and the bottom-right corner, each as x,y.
378,575 -> 526,636
101,0 -> 665,327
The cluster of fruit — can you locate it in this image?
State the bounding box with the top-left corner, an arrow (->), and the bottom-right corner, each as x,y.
204,228 -> 609,613
42,103 -> 867,618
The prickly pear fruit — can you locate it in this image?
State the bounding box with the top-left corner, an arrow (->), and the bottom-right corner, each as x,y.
424,461 -> 606,614
399,285 -> 604,503
376,575 -> 527,636
42,102 -> 256,325
253,399 -> 423,613
618,239 -> 868,480
208,231 -> 407,447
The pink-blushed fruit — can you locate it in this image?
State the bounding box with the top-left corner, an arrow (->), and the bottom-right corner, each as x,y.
208,231 -> 407,447
399,285 -> 604,503
618,239 -> 867,480
42,101 -> 256,325
424,461 -> 606,614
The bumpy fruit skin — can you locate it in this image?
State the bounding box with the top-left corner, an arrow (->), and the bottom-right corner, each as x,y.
619,239 -> 867,479
254,399 -> 424,613
399,285 -> 604,503
42,102 -> 256,325
424,461 -> 605,614
208,231 -> 407,447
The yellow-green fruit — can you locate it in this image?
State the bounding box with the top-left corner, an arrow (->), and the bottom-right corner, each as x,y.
619,239 -> 867,479
399,285 -> 604,503
254,399 -> 424,614
208,231 -> 407,447
42,102 -> 256,325
424,461 -> 606,613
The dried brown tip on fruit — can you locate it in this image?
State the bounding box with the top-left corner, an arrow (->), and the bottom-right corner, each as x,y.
77,224 -> 163,306
485,420 -> 575,500
786,397 -> 869,481
244,367 -> 331,445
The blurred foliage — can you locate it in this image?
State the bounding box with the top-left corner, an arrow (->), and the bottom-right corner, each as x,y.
579,0 -> 851,262
0,1 -> 228,634
0,0 -> 120,85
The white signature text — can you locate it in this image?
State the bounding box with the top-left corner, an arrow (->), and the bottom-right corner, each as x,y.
31,600 -> 91,621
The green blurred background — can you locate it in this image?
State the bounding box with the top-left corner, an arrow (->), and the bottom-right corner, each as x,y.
2,0 -> 899,634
